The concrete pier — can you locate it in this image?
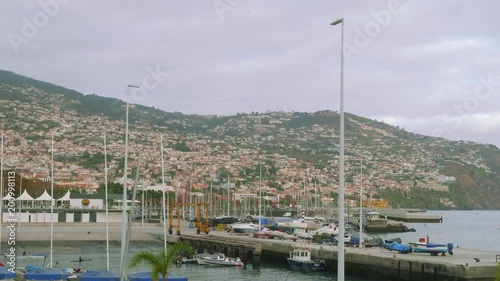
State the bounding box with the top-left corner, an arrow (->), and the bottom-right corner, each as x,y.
380,209 -> 443,223
188,231 -> 498,281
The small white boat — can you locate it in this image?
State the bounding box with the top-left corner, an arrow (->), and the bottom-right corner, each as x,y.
195,253 -> 215,265
203,253 -> 243,266
228,223 -> 259,234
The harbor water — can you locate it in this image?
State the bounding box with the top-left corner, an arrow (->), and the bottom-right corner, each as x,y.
9,210 -> 500,280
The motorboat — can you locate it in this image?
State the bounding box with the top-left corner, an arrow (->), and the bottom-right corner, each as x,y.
227,223 -> 259,234
382,241 -> 411,253
128,271 -> 187,281
175,256 -> 198,265
195,253 -> 217,265
409,236 -> 453,256
203,253 -> 243,266
0,267 -> 15,280
77,270 -> 120,281
286,247 -> 327,272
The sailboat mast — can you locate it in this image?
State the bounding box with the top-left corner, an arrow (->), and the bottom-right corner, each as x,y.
259,164 -> 262,231
189,180 -> 192,219
227,175 -> 230,217
0,130 -> 4,254
50,132 -> 54,268
210,181 -> 213,217
104,132 -> 110,271
160,134 -> 167,252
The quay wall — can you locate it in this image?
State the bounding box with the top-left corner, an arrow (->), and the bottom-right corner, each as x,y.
180,233 -> 498,281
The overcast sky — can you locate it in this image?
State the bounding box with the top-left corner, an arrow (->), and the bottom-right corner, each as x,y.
1,1 -> 499,147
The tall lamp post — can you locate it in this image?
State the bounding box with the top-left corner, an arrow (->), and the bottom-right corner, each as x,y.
331,17 -> 345,281
359,156 -> 363,248
49,131 -> 62,268
120,84 -> 139,281
160,133 -> 167,252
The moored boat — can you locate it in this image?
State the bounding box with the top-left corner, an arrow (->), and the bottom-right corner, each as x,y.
128,271 -> 187,281
22,266 -> 71,281
363,211 -> 411,233
0,266 -> 16,280
77,270 -> 120,281
203,253 -> 243,266
175,256 -> 198,265
194,253 -> 217,265
286,247 -> 327,272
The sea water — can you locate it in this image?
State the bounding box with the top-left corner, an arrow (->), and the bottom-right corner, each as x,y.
9,210 -> 500,281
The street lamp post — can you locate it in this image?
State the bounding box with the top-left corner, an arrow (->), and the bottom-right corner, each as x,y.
359,156 -> 363,248
50,131 -> 56,268
120,84 -> 139,281
160,133 -> 167,251
331,17 -> 345,281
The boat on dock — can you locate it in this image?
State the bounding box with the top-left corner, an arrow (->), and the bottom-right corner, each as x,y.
409,236 -> 454,256
286,247 -> 327,272
382,241 -> 411,253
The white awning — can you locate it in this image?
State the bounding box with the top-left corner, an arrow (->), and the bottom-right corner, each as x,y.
35,190 -> 53,201
58,190 -> 71,201
16,190 -> 34,201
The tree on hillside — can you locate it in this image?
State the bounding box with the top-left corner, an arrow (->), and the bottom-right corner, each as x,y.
96,182 -> 126,195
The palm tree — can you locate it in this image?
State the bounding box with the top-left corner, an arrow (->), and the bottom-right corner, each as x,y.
130,241 -> 193,281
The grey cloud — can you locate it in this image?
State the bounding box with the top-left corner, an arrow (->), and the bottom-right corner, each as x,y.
1,0 -> 499,147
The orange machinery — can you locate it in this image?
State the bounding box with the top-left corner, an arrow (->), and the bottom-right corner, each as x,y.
168,202 -> 210,235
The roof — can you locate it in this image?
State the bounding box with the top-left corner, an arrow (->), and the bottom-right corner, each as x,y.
16,190 -> 35,200
35,190 -> 53,201
58,190 -> 71,201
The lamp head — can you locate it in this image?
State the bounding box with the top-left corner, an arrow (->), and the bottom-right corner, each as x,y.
330,18 -> 343,26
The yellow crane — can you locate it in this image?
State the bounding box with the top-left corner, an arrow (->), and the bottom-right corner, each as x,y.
169,202 -> 210,235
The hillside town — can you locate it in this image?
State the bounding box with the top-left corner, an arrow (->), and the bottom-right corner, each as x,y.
0,83 -> 496,209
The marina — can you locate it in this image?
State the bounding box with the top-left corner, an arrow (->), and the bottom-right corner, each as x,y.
4,210 -> 500,281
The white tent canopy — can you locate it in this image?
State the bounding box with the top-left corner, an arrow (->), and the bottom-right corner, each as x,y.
35,190 -> 53,201
16,189 -> 35,208
2,194 -> 14,200
16,190 -> 34,201
58,190 -> 71,201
